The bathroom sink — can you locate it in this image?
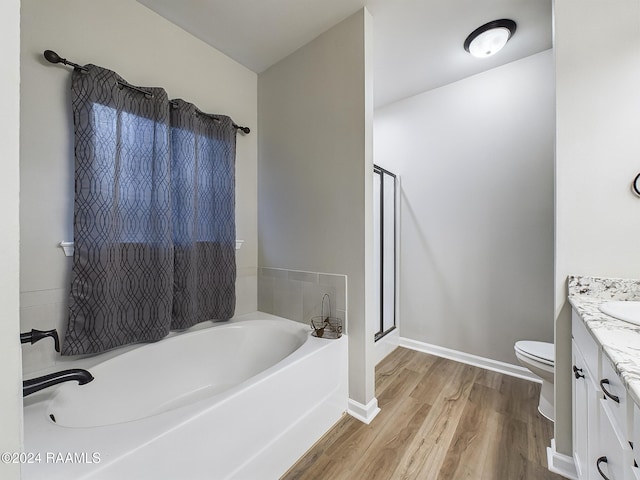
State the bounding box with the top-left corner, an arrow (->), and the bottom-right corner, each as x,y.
599,301 -> 640,326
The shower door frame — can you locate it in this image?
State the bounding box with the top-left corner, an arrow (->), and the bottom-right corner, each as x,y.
373,164 -> 397,342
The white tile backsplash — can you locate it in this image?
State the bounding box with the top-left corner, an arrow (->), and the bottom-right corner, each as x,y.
20,290 -> 67,375
258,267 -> 347,332
273,279 -> 303,321
235,268 -> 258,316
257,275 -> 274,313
260,267 -> 288,279
288,270 -> 319,284
318,273 -> 347,312
302,283 -> 337,320
21,288 -> 66,308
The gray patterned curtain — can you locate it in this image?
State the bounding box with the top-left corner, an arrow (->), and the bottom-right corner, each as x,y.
62,66 -> 236,355
170,99 -> 236,329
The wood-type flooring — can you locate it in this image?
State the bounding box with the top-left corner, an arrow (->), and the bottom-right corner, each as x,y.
282,347 -> 564,480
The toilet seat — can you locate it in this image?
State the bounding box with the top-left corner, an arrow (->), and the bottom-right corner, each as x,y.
515,341 -> 554,367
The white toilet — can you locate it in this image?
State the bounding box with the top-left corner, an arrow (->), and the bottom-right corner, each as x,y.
514,340 -> 555,422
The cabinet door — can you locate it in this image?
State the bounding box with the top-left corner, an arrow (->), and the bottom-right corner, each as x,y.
573,339 -> 590,479
633,402 -> 640,469
593,400 -> 632,480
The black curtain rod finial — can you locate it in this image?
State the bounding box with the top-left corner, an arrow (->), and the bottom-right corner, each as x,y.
44,50 -> 62,64
43,49 -> 88,72
233,124 -> 250,135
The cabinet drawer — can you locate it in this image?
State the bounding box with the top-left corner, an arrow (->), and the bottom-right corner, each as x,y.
597,400 -> 632,480
573,310 -> 599,378
601,354 -> 629,437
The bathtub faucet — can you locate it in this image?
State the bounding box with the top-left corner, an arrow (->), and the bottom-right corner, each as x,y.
20,328 -> 60,352
23,369 -> 94,397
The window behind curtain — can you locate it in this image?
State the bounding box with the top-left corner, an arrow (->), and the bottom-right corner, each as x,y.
91,103 -> 170,244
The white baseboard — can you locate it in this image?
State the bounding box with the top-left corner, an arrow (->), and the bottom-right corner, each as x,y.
399,337 -> 540,383
547,439 -> 577,479
347,398 -> 381,424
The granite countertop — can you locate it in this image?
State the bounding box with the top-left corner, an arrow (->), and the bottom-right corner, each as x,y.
568,275 -> 640,405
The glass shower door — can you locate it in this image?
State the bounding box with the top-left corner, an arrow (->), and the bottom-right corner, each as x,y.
373,165 -> 396,341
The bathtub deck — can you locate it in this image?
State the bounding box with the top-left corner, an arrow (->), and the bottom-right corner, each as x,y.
282,347 -> 563,480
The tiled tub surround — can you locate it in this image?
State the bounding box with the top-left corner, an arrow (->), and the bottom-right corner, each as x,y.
21,266 -> 258,375
20,288 -> 69,375
568,275 -> 640,405
258,267 -> 347,333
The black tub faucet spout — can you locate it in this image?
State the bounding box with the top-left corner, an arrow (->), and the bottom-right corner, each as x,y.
23,369 -> 94,397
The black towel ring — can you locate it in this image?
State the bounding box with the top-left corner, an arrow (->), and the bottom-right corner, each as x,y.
633,173 -> 640,197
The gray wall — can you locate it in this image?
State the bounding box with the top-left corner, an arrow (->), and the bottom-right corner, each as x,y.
20,0 -> 258,374
258,9 -> 376,406
0,0 -> 23,476
374,50 -> 555,365
554,0 -> 640,456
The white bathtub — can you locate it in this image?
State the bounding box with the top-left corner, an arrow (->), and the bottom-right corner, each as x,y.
23,312 -> 348,480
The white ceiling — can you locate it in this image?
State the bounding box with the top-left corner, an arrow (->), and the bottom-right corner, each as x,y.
138,0 -> 552,108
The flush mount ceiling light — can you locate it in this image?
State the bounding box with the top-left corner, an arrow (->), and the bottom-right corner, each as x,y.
464,19 -> 517,58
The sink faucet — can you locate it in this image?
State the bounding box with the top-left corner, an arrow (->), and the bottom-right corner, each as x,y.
23,369 -> 94,397
20,329 -> 60,352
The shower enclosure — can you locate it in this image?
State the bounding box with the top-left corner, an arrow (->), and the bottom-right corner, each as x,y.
373,165 -> 397,341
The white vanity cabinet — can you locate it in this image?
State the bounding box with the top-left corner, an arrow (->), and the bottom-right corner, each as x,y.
572,311 -> 600,479
572,310 -> 635,480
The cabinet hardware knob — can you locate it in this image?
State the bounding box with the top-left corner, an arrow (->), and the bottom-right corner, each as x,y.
573,365 -> 585,379
596,456 -> 610,480
600,379 -> 620,403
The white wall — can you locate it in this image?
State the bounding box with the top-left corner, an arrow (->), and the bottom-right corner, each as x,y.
258,10 -> 377,409
375,50 -> 555,365
20,0 -> 258,374
554,0 -> 640,456
0,0 -> 23,477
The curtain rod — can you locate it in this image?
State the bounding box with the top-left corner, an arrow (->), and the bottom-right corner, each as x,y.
43,50 -> 251,135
